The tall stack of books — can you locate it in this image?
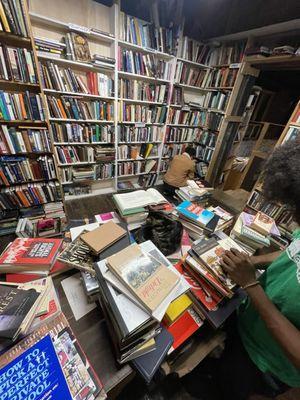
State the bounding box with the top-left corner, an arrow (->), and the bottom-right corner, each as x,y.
231,211 -> 279,254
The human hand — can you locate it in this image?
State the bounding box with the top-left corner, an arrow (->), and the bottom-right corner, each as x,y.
219,248 -> 256,287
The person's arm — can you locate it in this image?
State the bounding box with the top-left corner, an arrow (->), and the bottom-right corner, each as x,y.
220,249 -> 300,370
250,250 -> 282,270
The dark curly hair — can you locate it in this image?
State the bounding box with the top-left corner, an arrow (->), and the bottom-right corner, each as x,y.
262,141 -> 300,223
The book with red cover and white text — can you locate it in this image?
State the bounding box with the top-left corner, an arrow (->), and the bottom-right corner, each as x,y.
0,238 -> 63,273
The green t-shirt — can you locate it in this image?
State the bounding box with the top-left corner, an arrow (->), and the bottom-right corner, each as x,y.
238,230 -> 300,387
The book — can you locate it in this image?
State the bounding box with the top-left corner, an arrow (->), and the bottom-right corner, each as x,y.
81,221 -> 127,255
164,308 -> 203,352
94,211 -> 120,224
106,243 -> 180,314
251,211 -> 274,236
57,231 -> 97,275
68,32 -> 91,62
164,293 -> 192,324
0,313 -> 105,400
113,188 -> 167,214
176,201 -> 215,227
0,238 -> 63,273
0,282 -> 40,340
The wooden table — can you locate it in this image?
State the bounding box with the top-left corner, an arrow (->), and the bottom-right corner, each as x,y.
53,271 -> 135,399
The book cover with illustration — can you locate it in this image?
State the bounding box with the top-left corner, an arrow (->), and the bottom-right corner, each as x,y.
0,313 -> 106,400
176,201 -> 214,227
0,238 -> 63,271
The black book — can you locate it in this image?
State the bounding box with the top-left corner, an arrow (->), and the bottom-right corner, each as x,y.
131,327 -> 173,383
7,0 -> 22,36
0,283 -> 40,340
29,94 -> 41,120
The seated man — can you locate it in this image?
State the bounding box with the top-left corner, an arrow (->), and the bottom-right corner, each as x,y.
163,146 -> 196,196
184,142 -> 300,400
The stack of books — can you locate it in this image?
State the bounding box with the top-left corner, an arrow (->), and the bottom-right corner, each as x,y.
92,54 -> 115,68
175,180 -> 212,203
35,37 -> 65,58
231,211 -> 279,254
175,200 -> 220,239
181,231 -> 248,328
113,188 -> 170,230
95,239 -> 190,365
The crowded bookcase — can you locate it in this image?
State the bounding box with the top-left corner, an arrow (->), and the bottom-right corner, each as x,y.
0,0 -> 64,220
23,0 -> 251,200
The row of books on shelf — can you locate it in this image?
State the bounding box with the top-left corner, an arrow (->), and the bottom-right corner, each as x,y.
118,48 -> 172,80
40,61 -> 114,97
119,11 -> 178,55
163,143 -> 193,158
168,108 -> 223,130
0,45 -> 37,83
46,95 -> 114,120
0,155 -> 56,185
197,130 -> 217,147
175,64 -> 237,89
60,162 -> 115,184
35,37 -> 65,58
55,145 -> 94,165
165,126 -> 202,142
119,104 -> 167,124
51,122 -> 114,144
0,182 -> 61,210
171,89 -> 230,113
0,91 -> 45,121
196,146 -> 214,163
117,125 -> 163,143
118,143 -> 158,160
119,79 -> 168,103
117,159 -> 157,176
0,126 -> 51,154
179,37 -> 245,66
0,0 -> 29,37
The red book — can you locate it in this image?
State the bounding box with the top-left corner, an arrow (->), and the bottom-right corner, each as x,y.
50,260 -> 73,276
6,273 -> 42,283
164,308 -> 203,351
174,261 -> 222,311
0,238 -> 63,273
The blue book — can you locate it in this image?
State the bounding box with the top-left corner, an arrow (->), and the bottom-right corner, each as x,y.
0,313 -> 103,400
176,200 -> 215,227
0,92 -> 10,120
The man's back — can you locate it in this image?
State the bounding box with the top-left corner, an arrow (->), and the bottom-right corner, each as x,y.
164,153 -> 195,188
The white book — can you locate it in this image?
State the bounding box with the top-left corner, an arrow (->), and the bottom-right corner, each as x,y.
16,131 -> 26,153
2,125 -> 15,153
113,188 -> 167,213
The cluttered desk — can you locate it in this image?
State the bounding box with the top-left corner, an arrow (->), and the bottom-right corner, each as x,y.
0,181 -> 283,399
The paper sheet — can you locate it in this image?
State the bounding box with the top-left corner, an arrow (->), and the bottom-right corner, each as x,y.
61,273 -> 96,321
70,222 -> 99,241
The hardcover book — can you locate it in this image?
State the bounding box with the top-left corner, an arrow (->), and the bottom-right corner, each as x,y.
0,283 -> 40,340
0,238 -> 63,273
0,313 -> 105,400
81,221 -> 127,255
57,230 -> 97,275
176,201 -> 215,227
69,32 -> 91,62
107,243 -> 179,314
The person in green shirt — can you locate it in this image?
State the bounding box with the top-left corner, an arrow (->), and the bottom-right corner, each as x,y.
218,141 -> 300,399
183,142 -> 300,400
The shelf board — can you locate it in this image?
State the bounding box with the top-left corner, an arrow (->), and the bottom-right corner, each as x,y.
289,122 -> 300,127
118,71 -> 170,84
57,161 -> 96,167
118,40 -> 173,59
3,151 -> 52,156
38,54 -> 114,73
53,142 -> 113,145
174,83 -> 215,92
119,98 -> 167,106
177,57 -> 211,69
0,80 -> 40,91
166,123 -> 202,128
169,103 -> 226,114
49,118 -> 114,124
0,31 -> 31,47
117,156 -> 159,162
206,86 -> 234,90
61,177 -> 114,185
1,178 -> 57,187
118,121 -> 164,125
64,186 -> 116,200
165,140 -> 194,143
0,120 -> 46,125
118,171 -> 156,178
30,12 -> 115,43
43,88 -> 114,101
118,141 -> 161,144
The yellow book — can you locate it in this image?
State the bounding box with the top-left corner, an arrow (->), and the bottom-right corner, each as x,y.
145,143 -> 153,158
164,294 -> 192,324
0,3 -> 10,32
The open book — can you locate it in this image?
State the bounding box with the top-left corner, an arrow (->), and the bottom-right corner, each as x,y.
113,189 -> 168,214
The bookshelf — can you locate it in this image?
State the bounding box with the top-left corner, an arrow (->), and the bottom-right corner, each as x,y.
25,0 -> 299,199
0,0 -> 64,217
